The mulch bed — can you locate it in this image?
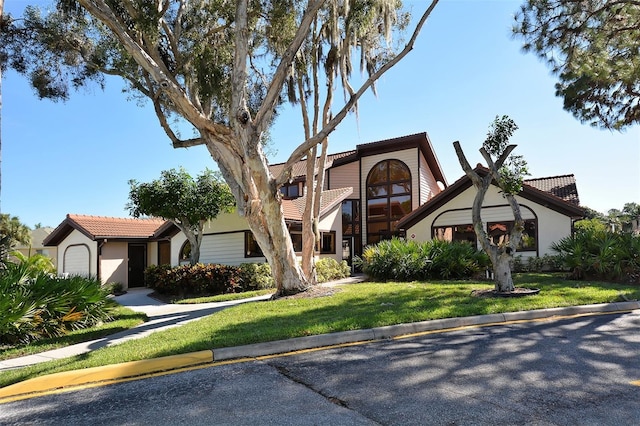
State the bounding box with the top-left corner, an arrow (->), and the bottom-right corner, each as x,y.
471,287 -> 540,298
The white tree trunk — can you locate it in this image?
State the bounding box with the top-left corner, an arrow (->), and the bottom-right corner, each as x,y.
493,252 -> 514,292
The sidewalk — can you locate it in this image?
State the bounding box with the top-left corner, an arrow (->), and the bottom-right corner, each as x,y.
0,275 -> 366,371
0,288 -> 272,371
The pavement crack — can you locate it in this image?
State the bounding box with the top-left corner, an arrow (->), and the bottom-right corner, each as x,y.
273,365 -> 350,409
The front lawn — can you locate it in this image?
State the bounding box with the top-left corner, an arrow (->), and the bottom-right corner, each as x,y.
1,273 -> 638,388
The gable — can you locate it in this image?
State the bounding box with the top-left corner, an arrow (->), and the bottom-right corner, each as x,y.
397,170 -> 584,231
268,132 -> 447,187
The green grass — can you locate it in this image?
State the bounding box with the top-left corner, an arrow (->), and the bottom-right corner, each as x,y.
174,289 -> 274,304
0,302 -> 147,361
1,273 -> 639,388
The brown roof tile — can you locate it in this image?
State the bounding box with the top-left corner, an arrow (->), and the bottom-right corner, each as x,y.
524,175 -> 580,205
67,214 -> 167,238
269,150 -> 356,181
44,214 -> 168,246
281,187 -> 354,221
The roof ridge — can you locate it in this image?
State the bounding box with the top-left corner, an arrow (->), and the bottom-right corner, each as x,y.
68,213 -> 164,222
525,174 -> 575,181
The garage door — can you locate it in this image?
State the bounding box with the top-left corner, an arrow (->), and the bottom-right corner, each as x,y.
64,244 -> 91,276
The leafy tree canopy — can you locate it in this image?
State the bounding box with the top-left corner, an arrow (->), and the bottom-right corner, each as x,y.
514,0 -> 640,130
127,168 -> 235,226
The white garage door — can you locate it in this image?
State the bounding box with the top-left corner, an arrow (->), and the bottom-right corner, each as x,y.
64,245 -> 90,276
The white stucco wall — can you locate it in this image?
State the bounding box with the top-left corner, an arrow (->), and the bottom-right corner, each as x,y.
405,184 -> 575,258
58,230 -> 96,277
100,242 -> 128,287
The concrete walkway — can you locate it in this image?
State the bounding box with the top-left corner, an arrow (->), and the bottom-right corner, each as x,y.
0,275 -> 366,371
0,288 -> 272,371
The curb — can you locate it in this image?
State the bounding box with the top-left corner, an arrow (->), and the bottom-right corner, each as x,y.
1,301 -> 639,403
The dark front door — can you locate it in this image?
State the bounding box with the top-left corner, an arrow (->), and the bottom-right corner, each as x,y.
128,244 -> 147,288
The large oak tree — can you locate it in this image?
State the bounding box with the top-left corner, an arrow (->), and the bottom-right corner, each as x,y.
514,0 -> 640,130
1,0 -> 440,296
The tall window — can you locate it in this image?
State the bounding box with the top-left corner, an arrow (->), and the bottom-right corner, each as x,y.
366,159 -> 411,245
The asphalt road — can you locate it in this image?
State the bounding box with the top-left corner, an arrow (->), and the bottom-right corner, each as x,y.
2,311 -> 639,425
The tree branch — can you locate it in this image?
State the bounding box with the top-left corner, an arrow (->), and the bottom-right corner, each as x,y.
275,0 -> 440,185
254,0 -> 325,135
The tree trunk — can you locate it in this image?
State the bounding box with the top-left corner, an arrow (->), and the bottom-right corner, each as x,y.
244,185 -> 310,296
493,252 -> 514,292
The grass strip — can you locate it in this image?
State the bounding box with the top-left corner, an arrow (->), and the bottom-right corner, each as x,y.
0,303 -> 147,361
1,273 -> 638,388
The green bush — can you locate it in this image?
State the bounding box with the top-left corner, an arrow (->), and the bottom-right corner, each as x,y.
145,263 -> 245,296
0,260 -> 112,345
238,263 -> 274,290
356,238 -> 490,281
316,258 -> 350,283
552,228 -> 640,282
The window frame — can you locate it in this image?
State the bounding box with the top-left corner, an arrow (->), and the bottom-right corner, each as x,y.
366,159 -> 412,245
244,231 -> 265,258
487,219 -> 538,252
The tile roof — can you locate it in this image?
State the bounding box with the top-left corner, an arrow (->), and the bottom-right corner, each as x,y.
281,187 -> 354,221
44,214 -> 168,246
269,150 -> 356,181
67,214 -> 167,238
524,175 -> 580,205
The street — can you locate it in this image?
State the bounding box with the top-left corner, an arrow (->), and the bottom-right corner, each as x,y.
1,311 -> 639,425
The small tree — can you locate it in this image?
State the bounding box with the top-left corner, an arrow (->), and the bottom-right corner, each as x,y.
453,116 -> 529,292
127,168 -> 235,265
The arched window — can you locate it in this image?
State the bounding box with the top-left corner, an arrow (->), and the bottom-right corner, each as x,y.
179,240 -> 191,264
366,159 -> 412,244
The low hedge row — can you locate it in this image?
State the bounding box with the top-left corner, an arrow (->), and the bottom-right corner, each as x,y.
145,258 -> 352,297
145,263 -> 275,297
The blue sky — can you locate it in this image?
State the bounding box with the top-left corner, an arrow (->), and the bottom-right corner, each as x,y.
3,0 -> 639,229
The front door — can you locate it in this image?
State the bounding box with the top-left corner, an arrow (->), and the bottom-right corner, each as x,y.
128,244 -> 147,288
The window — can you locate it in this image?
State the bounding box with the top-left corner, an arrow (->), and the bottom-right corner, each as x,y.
487,220 -> 537,251
342,200 -> 360,236
316,231 -> 336,254
179,240 -> 191,262
433,224 -> 477,245
245,232 -> 264,257
366,159 -> 411,244
280,183 -> 300,199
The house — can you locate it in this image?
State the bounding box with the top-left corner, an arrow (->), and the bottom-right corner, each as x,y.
43,214 -> 177,288
396,167 -> 584,258
14,227 -> 58,268
169,132 -> 447,267
43,132 -> 583,288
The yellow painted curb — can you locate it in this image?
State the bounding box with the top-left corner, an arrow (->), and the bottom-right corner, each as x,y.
0,350 -> 213,400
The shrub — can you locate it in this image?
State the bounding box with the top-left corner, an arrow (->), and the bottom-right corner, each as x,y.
102,282 -> 125,295
238,263 -> 274,290
0,260 -> 112,345
552,228 -> 640,282
315,258 -> 350,283
145,263 -> 245,297
356,238 -> 489,281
